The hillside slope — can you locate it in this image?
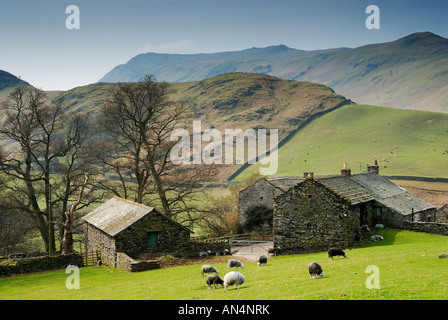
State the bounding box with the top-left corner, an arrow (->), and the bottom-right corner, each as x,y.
234,104 -> 448,180
289,32 -> 448,113
99,32 -> 448,113
53,73 -> 350,180
0,70 -> 32,102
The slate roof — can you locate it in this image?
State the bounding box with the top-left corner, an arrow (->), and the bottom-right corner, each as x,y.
351,173 -> 436,216
319,176 -> 375,205
265,177 -> 303,192
249,172 -> 435,216
83,196 -> 191,236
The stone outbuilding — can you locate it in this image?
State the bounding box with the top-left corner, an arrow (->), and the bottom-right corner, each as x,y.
83,197 -> 192,266
239,165 -> 437,254
273,174 -> 376,254
238,177 -> 301,233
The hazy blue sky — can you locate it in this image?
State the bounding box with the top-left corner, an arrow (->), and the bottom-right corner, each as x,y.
0,0 -> 447,90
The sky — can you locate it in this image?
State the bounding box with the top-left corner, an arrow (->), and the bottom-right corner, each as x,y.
0,0 -> 447,91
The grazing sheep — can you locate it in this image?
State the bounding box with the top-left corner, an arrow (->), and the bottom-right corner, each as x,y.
206,274 -> 224,289
375,224 -> 385,229
223,271 -> 246,290
308,262 -> 324,279
371,235 -> 384,241
327,248 -> 347,260
258,255 -> 268,267
199,250 -> 212,257
216,249 -> 229,256
227,259 -> 244,270
200,264 -> 219,277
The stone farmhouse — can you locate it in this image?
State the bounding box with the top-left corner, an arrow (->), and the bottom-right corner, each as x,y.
83,197 -> 192,267
239,164 -> 438,254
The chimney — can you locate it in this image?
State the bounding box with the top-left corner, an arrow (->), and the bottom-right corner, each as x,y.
367,160 -> 380,174
341,163 -> 351,177
304,172 -> 314,179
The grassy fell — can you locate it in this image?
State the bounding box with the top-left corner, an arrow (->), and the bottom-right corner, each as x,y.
1,229 -> 448,300
236,104 -> 448,180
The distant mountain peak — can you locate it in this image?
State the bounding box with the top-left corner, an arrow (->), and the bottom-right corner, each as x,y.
397,31 -> 448,47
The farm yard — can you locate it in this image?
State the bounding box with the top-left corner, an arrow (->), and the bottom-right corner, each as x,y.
1,229 -> 447,300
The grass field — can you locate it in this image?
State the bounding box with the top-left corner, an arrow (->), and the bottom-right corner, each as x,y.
235,104 -> 448,180
1,229 -> 447,300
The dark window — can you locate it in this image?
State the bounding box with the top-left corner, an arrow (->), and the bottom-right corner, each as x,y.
376,207 -> 382,217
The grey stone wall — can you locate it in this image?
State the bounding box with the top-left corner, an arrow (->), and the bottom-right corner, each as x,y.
380,207 -> 437,229
0,253 -> 83,277
402,221 -> 448,235
116,252 -> 160,272
83,222 -> 116,266
115,212 -> 190,258
238,179 -> 283,233
273,178 -> 362,254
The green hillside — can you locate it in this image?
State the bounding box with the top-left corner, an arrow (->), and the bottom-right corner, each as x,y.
235,104 -> 448,180
290,32 -> 448,113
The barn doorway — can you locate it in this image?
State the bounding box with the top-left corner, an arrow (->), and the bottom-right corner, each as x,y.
146,232 -> 159,248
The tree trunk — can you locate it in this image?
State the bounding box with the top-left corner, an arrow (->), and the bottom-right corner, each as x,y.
61,173 -> 90,254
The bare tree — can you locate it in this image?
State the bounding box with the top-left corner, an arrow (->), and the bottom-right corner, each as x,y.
0,87 -> 97,254
98,75 -> 216,224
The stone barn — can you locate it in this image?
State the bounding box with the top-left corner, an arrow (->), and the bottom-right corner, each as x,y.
239,164 -> 437,254
238,177 -> 301,233
83,197 -> 192,266
273,174 -> 376,254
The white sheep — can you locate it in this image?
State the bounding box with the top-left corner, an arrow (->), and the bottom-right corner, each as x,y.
199,250 -> 212,257
200,264 -> 219,277
227,259 -> 244,270
375,223 -> 385,229
371,235 -> 384,241
223,271 -> 246,290
216,249 -> 229,256
258,255 -> 268,267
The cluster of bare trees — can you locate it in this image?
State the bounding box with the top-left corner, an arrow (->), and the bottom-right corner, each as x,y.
0,75 -> 216,256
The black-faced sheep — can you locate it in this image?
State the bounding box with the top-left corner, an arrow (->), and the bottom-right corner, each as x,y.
206,274 -> 224,289
227,259 -> 244,270
199,250 -> 212,257
308,262 -> 324,279
223,271 -> 245,290
371,235 -> 384,241
200,264 -> 219,277
327,248 -> 347,260
258,255 -> 268,266
216,249 -> 229,256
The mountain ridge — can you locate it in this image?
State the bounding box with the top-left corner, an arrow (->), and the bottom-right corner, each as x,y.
98,32 -> 448,113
